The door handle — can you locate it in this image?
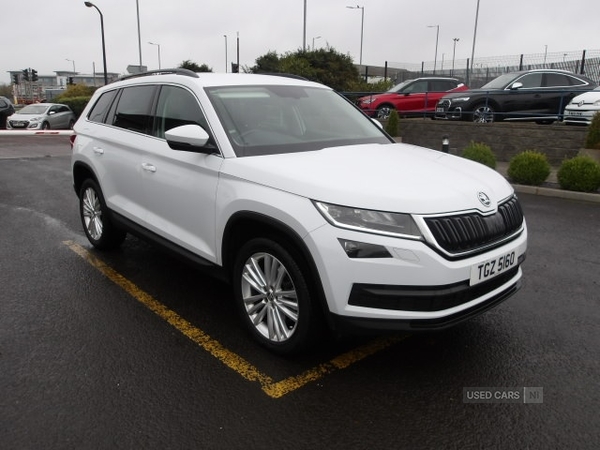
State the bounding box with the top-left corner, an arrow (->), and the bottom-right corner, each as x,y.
92,147 -> 104,155
141,163 -> 157,173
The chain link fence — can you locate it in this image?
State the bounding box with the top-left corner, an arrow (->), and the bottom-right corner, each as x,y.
379,49 -> 600,88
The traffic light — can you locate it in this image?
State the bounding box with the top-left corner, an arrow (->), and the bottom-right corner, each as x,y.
31,69 -> 38,82
12,74 -> 19,85
22,68 -> 29,81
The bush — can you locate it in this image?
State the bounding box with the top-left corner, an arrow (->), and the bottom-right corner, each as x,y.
461,141 -> 496,169
53,96 -> 92,119
584,112 -> 600,150
385,109 -> 399,137
557,155 -> 600,192
507,150 -> 551,186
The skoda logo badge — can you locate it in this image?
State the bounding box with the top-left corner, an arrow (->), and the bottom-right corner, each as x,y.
478,191 -> 491,207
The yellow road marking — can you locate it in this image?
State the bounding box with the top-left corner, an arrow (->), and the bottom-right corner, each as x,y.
64,241 -> 405,398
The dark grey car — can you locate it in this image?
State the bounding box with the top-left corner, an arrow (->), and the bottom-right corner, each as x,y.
0,96 -> 15,129
435,69 -> 597,124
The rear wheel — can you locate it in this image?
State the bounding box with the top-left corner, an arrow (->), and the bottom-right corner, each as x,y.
79,179 -> 126,250
472,103 -> 495,123
232,238 -> 321,354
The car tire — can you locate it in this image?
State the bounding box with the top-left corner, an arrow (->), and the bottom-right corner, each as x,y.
376,105 -> 394,120
69,120 -> 75,129
472,103 -> 495,123
232,237 -> 321,355
42,122 -> 50,130
79,179 -> 126,250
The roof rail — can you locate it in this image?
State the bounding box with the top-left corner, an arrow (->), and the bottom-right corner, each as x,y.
120,68 -> 200,80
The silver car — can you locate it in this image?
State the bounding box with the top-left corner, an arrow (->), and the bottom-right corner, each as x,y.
7,103 -> 76,130
563,86 -> 600,125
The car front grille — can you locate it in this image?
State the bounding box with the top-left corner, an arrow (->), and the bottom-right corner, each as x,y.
424,195 -> 524,256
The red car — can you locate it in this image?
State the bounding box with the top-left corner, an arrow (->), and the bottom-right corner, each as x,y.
357,77 -> 468,119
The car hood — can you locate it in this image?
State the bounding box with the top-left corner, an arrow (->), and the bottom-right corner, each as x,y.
8,113 -> 44,120
358,92 -> 396,102
568,90 -> 600,104
221,143 -> 513,215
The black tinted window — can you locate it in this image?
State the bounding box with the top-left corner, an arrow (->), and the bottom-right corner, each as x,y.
545,73 -> 571,87
88,90 -> 118,123
112,85 -> 156,134
516,73 -> 542,88
153,86 -> 209,139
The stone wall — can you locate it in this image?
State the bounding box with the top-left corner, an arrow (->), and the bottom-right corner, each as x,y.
397,119 -> 588,165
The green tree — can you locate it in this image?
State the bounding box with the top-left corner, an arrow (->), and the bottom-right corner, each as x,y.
178,60 -> 213,72
249,47 -> 360,92
0,83 -> 12,97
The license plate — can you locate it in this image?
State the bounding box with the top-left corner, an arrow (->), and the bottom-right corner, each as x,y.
436,107 -> 445,113
470,251 -> 517,286
12,122 -> 26,128
567,111 -> 582,116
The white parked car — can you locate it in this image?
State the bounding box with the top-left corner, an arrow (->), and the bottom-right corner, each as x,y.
70,69 -> 528,354
7,103 -> 76,130
563,86 -> 600,125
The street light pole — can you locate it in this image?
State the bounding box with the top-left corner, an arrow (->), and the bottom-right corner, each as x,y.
312,35 -> 321,50
136,0 -> 143,69
148,42 -> 161,69
346,5 -> 364,65
428,25 -> 439,74
452,37 -> 459,76
470,0 -> 481,79
84,1 -> 108,85
224,35 -> 228,73
303,0 -> 307,51
66,58 -> 76,73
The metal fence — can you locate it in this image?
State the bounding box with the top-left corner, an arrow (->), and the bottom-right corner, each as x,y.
379,49 -> 600,88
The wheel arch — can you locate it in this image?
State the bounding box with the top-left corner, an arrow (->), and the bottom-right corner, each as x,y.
221,211 -> 330,318
72,161 -> 99,197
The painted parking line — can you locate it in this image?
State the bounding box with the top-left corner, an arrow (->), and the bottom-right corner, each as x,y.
64,241 -> 406,398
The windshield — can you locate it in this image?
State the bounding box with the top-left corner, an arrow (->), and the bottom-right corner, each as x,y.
205,85 -> 390,157
18,105 -> 49,114
480,74 -> 520,90
387,80 -> 413,93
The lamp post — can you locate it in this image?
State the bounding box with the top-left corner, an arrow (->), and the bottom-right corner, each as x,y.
66,58 -> 76,73
428,24 -> 439,74
346,5 -> 364,65
136,0 -> 142,68
470,0 -> 481,79
84,1 -> 108,85
303,0 -> 307,51
148,42 -> 161,69
312,35 -> 321,50
452,37 -> 459,76
224,35 -> 228,73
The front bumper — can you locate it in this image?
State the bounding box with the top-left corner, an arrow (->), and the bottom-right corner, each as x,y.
305,207 -> 527,331
563,108 -> 598,125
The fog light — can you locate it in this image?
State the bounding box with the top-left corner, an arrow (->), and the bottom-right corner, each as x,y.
338,239 -> 391,259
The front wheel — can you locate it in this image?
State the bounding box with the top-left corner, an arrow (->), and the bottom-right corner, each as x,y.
472,103 -> 495,123
232,238 -> 321,354
376,105 -> 394,120
79,179 -> 126,250
41,122 -> 50,130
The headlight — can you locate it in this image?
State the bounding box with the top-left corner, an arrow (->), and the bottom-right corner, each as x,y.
593,100 -> 600,106
313,201 -> 422,239
29,116 -> 42,122
450,97 -> 470,103
359,98 -> 375,105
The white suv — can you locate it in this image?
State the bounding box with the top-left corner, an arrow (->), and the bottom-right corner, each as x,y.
71,69 -> 527,354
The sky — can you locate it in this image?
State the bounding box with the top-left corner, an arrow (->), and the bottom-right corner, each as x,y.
3,0 -> 600,83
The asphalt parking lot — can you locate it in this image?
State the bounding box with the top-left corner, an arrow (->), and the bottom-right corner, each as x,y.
1,136 -> 599,449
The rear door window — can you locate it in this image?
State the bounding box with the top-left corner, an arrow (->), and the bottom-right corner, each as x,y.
110,85 -> 157,134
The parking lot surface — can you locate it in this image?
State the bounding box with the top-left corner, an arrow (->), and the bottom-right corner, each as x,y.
1,137 -> 599,449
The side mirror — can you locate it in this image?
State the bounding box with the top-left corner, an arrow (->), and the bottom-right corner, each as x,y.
510,82 -> 524,90
165,124 -> 215,154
